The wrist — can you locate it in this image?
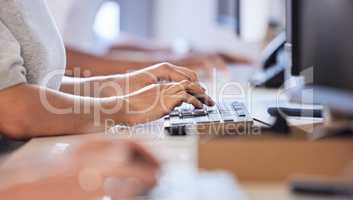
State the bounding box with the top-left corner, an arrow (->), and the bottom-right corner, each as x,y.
98,75 -> 126,97
102,97 -> 134,126
129,68 -> 156,86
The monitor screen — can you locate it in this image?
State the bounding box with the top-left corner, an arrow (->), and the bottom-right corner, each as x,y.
286,0 -> 301,76
288,0 -> 353,92
285,0 -> 292,44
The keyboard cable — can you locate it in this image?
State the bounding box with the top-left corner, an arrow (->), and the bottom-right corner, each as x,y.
253,118 -> 272,127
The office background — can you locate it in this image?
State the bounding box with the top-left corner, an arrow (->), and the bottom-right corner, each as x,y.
48,0 -> 285,58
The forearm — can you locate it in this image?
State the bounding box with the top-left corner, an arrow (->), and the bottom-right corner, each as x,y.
60,75 -> 123,97
65,47 -> 160,76
60,74 -> 155,98
0,84 -> 126,139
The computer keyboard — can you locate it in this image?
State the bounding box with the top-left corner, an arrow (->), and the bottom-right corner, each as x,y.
164,101 -> 253,136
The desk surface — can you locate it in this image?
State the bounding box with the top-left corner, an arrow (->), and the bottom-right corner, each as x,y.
1,67 -> 352,200
243,182 -> 352,200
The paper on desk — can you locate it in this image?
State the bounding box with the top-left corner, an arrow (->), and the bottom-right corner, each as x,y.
149,165 -> 248,200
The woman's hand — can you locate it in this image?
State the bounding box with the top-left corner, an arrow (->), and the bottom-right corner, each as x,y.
0,137 -> 160,200
119,80 -> 215,125
67,138 -> 160,199
101,63 -> 199,97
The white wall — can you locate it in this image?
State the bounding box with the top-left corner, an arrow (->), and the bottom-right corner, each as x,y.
46,0 -> 77,34
47,0 -> 282,58
154,0 -> 277,57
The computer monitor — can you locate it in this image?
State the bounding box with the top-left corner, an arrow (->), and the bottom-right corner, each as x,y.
287,0 -> 353,114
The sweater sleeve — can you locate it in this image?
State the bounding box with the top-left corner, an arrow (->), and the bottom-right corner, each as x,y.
0,20 -> 27,91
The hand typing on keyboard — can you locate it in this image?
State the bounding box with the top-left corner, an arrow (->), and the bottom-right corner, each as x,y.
122,80 -> 215,125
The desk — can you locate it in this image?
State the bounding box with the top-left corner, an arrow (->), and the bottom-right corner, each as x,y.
243,182 -> 353,200
1,67 -> 353,200
0,131 -> 199,200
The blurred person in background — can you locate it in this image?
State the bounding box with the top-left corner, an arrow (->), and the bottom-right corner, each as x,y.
46,0 -> 251,77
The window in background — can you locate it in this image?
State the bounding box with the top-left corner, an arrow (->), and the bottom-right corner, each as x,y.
118,0 -> 155,38
217,0 -> 241,36
94,1 -> 120,42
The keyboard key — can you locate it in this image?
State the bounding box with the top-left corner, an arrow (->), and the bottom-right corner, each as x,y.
219,109 -> 233,115
236,110 -> 247,117
232,106 -> 243,111
232,102 -> 242,107
169,110 -> 180,117
170,117 -> 186,125
220,113 -> 234,122
232,102 -> 244,110
194,116 -> 212,124
181,111 -> 194,118
206,105 -> 218,112
207,110 -> 219,114
193,109 -> 208,117
180,118 -> 195,124
208,114 -> 221,122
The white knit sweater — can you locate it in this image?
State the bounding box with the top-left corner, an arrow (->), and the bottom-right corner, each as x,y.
0,0 -> 66,91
